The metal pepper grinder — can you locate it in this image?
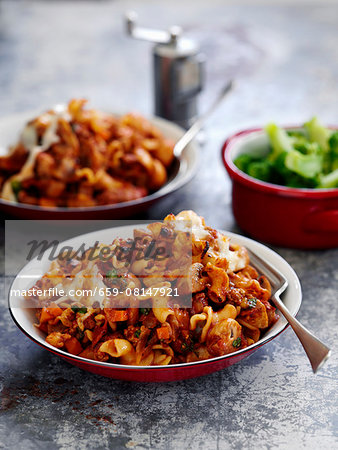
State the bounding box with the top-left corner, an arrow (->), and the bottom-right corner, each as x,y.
126,12 -> 205,129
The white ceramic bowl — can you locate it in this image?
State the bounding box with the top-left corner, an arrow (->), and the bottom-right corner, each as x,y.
9,224 -> 302,382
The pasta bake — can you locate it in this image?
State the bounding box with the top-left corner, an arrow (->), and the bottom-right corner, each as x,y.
0,100 -> 174,207
27,211 -> 279,365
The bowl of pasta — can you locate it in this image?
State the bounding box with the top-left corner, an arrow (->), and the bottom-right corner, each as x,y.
9,211 -> 302,382
0,100 -> 198,218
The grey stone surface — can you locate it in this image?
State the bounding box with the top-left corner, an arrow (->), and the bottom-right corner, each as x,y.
0,1 -> 337,449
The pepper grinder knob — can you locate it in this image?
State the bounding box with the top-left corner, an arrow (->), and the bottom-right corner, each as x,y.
125,11 -> 205,129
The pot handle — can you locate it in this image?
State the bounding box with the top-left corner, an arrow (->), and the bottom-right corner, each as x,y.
302,209 -> 338,233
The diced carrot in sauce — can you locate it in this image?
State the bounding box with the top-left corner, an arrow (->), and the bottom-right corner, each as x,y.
91,320 -> 107,346
39,305 -> 63,324
157,326 -> 170,340
65,337 -> 83,355
40,308 -> 55,324
37,322 -> 48,333
49,303 -> 63,317
79,347 -> 95,360
107,310 -> 129,322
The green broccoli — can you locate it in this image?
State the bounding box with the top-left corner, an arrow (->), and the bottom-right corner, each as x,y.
273,152 -> 290,178
265,123 -> 294,161
285,150 -> 323,179
287,130 -> 305,138
304,117 -> 331,152
234,154 -> 256,172
284,172 -> 316,188
328,131 -> 338,171
234,119 -> 338,189
247,160 -> 272,182
294,140 -> 321,156
318,168 -> 338,188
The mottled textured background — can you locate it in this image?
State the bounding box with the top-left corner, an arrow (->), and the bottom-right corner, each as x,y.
0,1 -> 337,449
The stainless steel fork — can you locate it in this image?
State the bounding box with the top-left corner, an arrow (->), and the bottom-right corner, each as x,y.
248,249 -> 331,373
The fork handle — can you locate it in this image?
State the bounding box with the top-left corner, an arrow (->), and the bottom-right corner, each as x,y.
272,294 -> 331,373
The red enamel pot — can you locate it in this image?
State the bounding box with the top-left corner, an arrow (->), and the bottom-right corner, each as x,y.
222,128 -> 338,249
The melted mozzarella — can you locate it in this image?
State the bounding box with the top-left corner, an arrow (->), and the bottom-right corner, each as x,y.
175,210 -> 210,240
175,210 -> 247,273
216,234 -> 247,272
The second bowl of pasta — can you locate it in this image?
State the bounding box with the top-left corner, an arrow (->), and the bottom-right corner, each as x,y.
0,101 -> 198,218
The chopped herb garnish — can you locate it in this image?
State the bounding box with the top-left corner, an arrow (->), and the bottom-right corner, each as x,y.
232,337 -> 242,348
181,341 -> 194,352
71,307 -> 87,314
201,241 -> 210,258
77,329 -> 85,340
106,268 -> 118,278
134,329 -> 141,338
248,298 -> 257,309
140,308 -> 150,315
11,180 -> 22,198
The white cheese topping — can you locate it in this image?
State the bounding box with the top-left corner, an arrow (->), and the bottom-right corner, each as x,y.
216,234 -> 246,272
175,210 -> 210,241
175,210 -> 247,273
